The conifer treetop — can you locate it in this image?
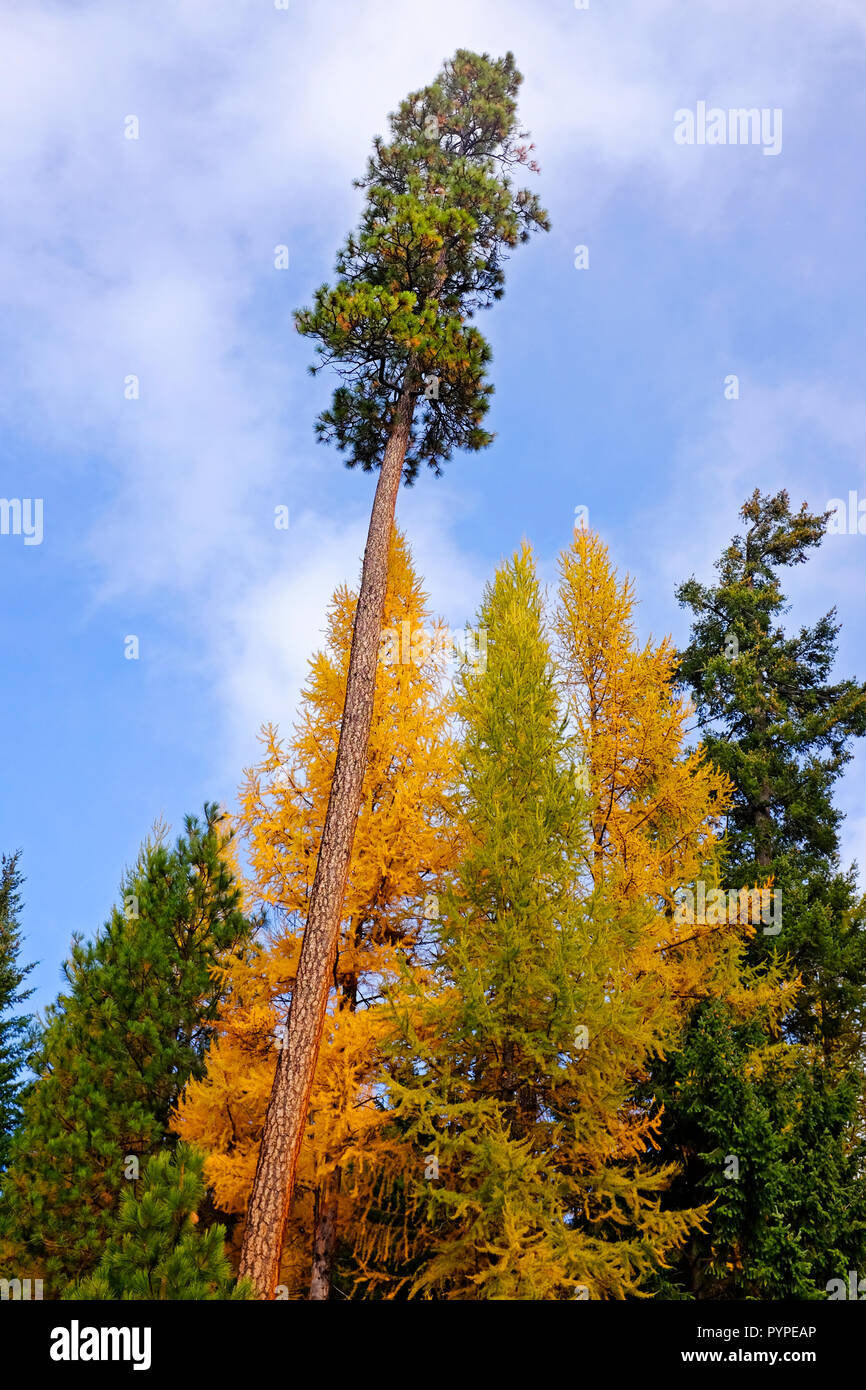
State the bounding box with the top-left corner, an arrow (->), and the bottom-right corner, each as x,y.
295,49 -> 549,482
675,489 -> 866,874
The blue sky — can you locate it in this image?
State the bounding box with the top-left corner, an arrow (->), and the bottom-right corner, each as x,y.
2,0 -> 865,1015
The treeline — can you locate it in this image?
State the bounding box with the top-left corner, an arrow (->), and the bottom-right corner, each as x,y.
1,489 -> 864,1300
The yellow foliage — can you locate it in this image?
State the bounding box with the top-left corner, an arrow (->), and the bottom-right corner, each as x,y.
173,529 -> 457,1294
555,528 -> 788,1027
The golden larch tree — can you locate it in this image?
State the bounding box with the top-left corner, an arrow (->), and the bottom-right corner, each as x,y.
555,526 -> 787,1019
174,530 -> 457,1297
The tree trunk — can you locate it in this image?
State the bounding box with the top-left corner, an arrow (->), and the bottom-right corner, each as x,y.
238,379 -> 416,1298
309,1167 -> 341,1300
753,708 -> 773,870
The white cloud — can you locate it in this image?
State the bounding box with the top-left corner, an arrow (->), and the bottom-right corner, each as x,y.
209,482 -> 491,777
2,0 -> 864,761
629,379 -> 866,631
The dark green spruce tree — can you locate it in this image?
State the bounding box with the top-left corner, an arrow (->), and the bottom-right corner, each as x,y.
0,852 -> 35,1178
0,804 -> 254,1294
650,490 -> 866,1298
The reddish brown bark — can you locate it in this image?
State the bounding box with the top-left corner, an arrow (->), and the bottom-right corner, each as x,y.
238,380 -> 416,1298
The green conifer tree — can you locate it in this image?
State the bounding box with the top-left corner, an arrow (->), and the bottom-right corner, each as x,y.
67,1146 -> 254,1300
0,805 -> 253,1293
361,546 -> 698,1299
0,852 -> 35,1177
651,490 -> 866,1298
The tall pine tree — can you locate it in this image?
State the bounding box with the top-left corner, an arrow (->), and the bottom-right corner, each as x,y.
240,49 -> 549,1296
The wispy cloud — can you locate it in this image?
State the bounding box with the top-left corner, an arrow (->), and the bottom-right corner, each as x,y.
3,0 -> 865,994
